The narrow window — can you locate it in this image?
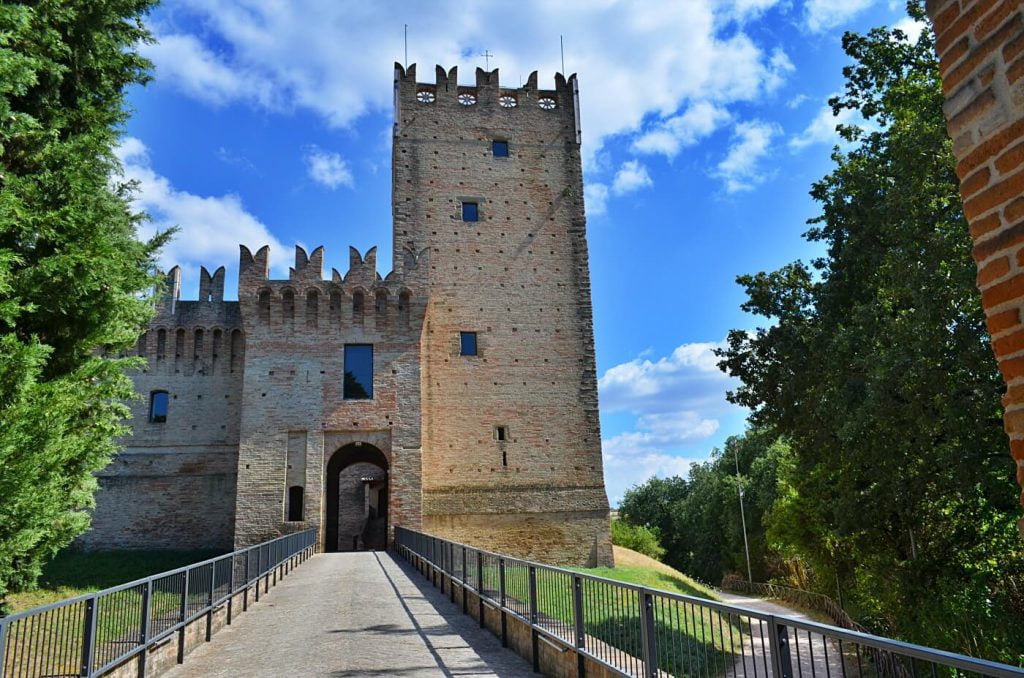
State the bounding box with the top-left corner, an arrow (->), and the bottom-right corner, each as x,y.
212,329 -> 222,373
492,140 -> 509,157
229,329 -> 243,373
306,290 -> 319,328
258,289 -> 271,322
460,331 -> 478,356
398,291 -> 411,325
375,290 -> 388,314
343,344 -> 373,399
156,329 -> 166,360
175,329 -> 185,360
282,290 -> 295,323
193,328 -> 204,359
462,202 -> 479,222
287,486 -> 304,522
149,391 -> 169,423
494,425 -> 508,442
353,290 -> 365,323
330,289 -> 342,323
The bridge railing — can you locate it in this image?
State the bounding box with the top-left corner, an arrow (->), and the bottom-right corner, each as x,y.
0,528 -> 315,678
395,527 -> 1024,678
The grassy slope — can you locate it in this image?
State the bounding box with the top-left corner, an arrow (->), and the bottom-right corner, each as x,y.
7,549 -> 221,612
582,546 -> 722,600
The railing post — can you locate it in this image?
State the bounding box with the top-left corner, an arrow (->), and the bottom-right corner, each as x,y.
768,616 -> 793,678
177,569 -> 189,664
138,579 -> 152,678
255,547 -> 262,603
572,575 -> 586,678
80,595 -> 97,677
499,557 -> 508,647
449,542 -> 456,602
227,553 -> 234,625
0,618 -> 8,678
243,549 -> 250,611
640,590 -> 658,678
529,566 -> 540,674
206,563 -> 215,642
462,547 -> 469,615
477,551 -> 485,629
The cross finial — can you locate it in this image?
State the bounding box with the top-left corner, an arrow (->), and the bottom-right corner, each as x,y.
479,50 -> 493,70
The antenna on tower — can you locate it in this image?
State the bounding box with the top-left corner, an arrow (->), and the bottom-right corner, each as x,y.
480,50 -> 493,70
560,35 -> 565,74
404,24 -> 408,69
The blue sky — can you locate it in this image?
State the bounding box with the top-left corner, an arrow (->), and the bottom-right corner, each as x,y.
120,0 -> 923,504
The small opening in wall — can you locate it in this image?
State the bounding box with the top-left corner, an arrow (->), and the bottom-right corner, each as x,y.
149,391 -> 168,423
492,140 -> 509,157
462,202 -> 479,222
495,425 -> 508,442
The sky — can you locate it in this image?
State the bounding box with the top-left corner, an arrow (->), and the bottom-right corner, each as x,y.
121,0 -> 924,505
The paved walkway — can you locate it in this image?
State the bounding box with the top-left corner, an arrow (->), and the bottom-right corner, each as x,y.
718,591 -> 845,678
163,551 -> 533,678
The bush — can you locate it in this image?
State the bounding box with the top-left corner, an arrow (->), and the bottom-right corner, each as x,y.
611,520 -> 666,561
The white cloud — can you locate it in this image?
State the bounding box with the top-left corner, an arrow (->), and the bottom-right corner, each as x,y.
714,120 -> 780,193
599,340 -> 743,502
116,137 -> 288,298
789,103 -> 857,151
611,160 -> 653,196
804,0 -> 876,33
632,101 -> 732,157
585,183 -> 609,217
146,0 -> 793,163
304,147 -> 354,189
893,16 -> 926,43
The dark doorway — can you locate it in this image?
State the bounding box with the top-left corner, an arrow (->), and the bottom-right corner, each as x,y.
324,443 -> 388,553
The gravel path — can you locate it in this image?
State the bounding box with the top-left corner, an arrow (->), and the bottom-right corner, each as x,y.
162,551 -> 533,678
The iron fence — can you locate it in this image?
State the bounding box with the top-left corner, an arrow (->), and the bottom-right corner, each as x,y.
0,529 -> 315,678
395,527 -> 1024,678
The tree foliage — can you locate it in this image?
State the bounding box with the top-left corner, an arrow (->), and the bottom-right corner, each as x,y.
717,4 -> 1024,659
0,0 -> 165,612
610,519 -> 666,561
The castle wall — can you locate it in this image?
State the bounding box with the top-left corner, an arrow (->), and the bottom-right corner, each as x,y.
393,65 -> 612,566
925,0 -> 1024,531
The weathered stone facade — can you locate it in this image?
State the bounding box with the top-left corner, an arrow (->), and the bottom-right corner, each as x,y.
79,64 -> 613,566
924,0 -> 1024,532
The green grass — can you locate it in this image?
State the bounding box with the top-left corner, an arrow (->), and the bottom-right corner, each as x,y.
580,565 -> 719,601
8,549 -> 222,612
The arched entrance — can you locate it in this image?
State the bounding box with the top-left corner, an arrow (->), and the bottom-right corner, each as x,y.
324,443 -> 388,553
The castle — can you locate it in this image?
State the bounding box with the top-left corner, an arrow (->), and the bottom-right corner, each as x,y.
80,64 -> 613,567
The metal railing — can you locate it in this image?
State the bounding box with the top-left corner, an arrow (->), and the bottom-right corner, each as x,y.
395,527 -> 1024,678
721,576 -> 866,634
0,529 -> 315,678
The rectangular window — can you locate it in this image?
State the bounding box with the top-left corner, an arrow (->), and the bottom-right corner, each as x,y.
495,425 -> 508,442
149,391 -> 168,423
462,202 -> 479,222
460,331 -> 478,356
344,344 -> 374,399
492,140 -> 509,157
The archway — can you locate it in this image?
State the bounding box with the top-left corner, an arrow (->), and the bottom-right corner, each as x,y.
324,443 -> 389,552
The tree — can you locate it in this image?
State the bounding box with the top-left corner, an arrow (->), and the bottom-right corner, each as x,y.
0,0 -> 166,612
717,2 -> 1024,659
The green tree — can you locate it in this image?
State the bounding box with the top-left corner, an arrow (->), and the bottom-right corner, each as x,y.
0,0 -> 166,612
619,475 -> 689,569
610,519 -> 666,561
717,3 -> 1024,659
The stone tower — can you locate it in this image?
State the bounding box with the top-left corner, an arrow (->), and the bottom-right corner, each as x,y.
393,64 -> 612,566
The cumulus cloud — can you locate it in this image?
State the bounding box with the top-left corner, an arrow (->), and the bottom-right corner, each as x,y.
789,103 -> 857,151
611,160 -> 653,196
116,137 -> 288,298
304,147 -> 354,189
804,0 -> 876,33
585,183 -> 610,217
632,101 -> 732,157
714,120 -> 780,193
599,340 -> 743,503
145,0 -> 793,163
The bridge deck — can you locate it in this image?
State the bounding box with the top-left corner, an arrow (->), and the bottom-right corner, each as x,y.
162,551 -> 533,677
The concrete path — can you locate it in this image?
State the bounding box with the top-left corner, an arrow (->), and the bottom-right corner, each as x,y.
718,591 -> 845,678
162,551 -> 534,678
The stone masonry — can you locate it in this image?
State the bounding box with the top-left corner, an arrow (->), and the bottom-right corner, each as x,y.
924,0 -> 1024,533
79,63 -> 614,566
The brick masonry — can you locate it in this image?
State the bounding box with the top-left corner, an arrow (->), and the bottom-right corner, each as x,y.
925,0 -> 1024,533
80,64 -> 613,566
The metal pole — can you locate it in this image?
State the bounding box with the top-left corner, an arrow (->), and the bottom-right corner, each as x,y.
0,618 -> 7,678
733,444 -> 753,582
139,580 -> 152,678
177,570 -> 188,664
528,566 -> 539,674
640,591 -> 658,678
572,575 -> 586,678
768,616 -> 793,678
498,558 -> 508,647
80,595 -> 97,677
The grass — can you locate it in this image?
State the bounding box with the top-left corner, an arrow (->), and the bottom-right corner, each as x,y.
7,548 -> 222,612
582,545 -> 722,601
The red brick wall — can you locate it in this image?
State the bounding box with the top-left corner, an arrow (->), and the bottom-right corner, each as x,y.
926,0 -> 1024,531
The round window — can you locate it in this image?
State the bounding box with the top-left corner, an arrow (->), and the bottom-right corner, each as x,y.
498,95 -> 518,108
538,97 -> 557,110
458,93 -> 477,106
416,90 -> 435,103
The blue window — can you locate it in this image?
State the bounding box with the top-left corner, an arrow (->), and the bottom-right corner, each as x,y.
492,140 -> 509,157
462,202 -> 479,222
460,332 -> 478,356
149,390 -> 168,423
344,344 -> 373,399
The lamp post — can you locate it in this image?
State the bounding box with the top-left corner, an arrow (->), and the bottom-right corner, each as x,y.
733,445 -> 753,583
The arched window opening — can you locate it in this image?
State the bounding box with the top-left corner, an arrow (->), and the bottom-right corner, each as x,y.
258,289 -> 272,322
306,289 -> 319,328
149,390 -> 169,423
136,332 -> 148,357
156,329 -> 166,360
375,290 -> 388,326
282,290 -> 295,323
174,328 -> 185,360
398,291 -> 411,325
194,328 -> 204,359
353,290 -> 365,323
287,486 -> 304,522
230,329 -> 243,373
212,329 -> 222,373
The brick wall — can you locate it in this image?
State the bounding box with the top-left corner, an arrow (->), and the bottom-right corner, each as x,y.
925,0 -> 1024,531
